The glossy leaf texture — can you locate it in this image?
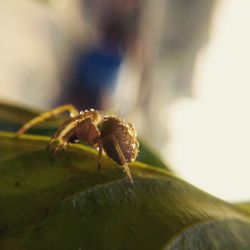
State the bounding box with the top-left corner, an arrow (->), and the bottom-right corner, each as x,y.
0,131 -> 250,250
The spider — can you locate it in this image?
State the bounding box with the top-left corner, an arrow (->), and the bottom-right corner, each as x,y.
16,104 -> 139,184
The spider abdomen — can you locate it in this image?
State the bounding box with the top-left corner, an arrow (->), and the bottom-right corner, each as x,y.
100,116 -> 139,165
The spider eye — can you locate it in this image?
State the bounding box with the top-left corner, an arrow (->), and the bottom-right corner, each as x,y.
68,134 -> 80,143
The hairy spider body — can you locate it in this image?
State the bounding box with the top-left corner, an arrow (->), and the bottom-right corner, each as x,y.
17,105 -> 139,184
101,116 -> 139,165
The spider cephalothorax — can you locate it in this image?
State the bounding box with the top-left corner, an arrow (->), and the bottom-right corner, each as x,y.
17,105 -> 139,184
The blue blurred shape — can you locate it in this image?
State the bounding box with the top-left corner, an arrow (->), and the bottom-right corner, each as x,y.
63,46 -> 123,109
74,47 -> 122,89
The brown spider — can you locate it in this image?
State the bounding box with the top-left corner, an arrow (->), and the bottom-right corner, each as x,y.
16,105 -> 139,184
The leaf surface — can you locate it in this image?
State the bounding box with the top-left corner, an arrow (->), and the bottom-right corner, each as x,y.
0,131 -> 250,250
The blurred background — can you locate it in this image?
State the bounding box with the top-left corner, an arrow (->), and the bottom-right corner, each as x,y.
0,0 -> 249,201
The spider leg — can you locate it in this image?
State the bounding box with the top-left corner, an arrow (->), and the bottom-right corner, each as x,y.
97,143 -> 103,171
51,140 -> 68,161
16,104 -> 79,135
47,117 -> 93,158
105,135 -> 134,184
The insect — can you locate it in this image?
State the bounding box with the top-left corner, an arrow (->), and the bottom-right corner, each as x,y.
16,105 -> 139,184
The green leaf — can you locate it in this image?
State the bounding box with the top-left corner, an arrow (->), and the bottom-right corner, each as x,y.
0,131 -> 250,250
137,141 -> 168,169
235,202 -> 250,216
